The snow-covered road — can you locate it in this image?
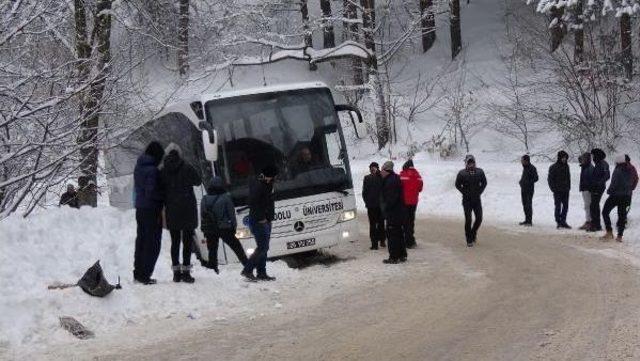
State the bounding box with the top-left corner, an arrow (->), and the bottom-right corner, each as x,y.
24,218 -> 640,361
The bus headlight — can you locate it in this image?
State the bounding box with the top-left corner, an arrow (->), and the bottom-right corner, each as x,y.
235,228 -> 252,239
339,210 -> 356,222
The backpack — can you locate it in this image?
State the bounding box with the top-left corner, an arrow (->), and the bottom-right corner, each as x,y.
201,195 -> 221,235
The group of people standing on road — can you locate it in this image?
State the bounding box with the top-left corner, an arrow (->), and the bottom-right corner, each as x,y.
362,160 -> 424,263
521,148 -> 637,242
131,141 -> 280,285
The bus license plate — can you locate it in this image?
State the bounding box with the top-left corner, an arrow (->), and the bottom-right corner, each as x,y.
287,238 -> 316,250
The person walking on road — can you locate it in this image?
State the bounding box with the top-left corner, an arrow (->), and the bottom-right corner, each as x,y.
548,150 -> 572,229
362,162 -> 386,250
601,155 -> 634,242
241,165 -> 278,281
133,141 -> 165,285
588,148 -> 610,232
201,177 -> 248,274
578,152 -> 595,230
518,155 -> 538,226
455,155 -> 487,247
380,161 -> 407,264
400,160 -> 423,248
160,143 -> 202,283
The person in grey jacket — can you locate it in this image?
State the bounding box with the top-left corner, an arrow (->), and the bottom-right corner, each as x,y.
201,177 -> 248,274
601,155 -> 634,242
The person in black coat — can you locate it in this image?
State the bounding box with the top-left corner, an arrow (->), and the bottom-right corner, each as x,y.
588,148 -> 610,232
362,162 -> 386,250
601,154 -> 634,242
159,143 -> 202,283
518,155 -> 538,226
133,141 -> 165,285
380,161 -> 407,264
241,165 -> 278,281
578,152 -> 595,230
59,184 -> 79,209
455,155 -> 487,246
548,150 -> 571,229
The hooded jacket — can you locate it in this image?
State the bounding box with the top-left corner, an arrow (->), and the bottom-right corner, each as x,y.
607,163 -> 634,197
201,178 -> 237,234
399,161 -> 423,206
547,151 -> 571,193
134,154 -> 164,209
590,148 -> 610,194
519,163 -> 539,192
159,147 -> 202,230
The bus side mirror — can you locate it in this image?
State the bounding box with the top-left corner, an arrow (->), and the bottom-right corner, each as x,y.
199,121 -> 218,161
335,104 -> 365,139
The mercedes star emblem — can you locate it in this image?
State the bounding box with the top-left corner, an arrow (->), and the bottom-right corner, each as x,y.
294,221 -> 305,232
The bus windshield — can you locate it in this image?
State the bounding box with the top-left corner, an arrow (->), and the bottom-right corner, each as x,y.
205,88 -> 352,205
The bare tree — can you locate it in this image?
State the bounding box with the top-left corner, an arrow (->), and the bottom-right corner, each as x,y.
420,0 -> 436,53
320,0 -> 335,48
450,0 -> 462,59
177,0 -> 190,76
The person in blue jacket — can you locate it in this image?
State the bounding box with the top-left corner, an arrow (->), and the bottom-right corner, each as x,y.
133,141 -> 165,285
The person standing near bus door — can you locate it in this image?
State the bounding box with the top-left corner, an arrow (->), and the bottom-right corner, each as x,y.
380,161 -> 407,264
133,141 -> 165,285
362,162 -> 385,250
160,143 -> 202,283
400,160 -> 423,248
455,155 -> 487,247
241,165 -> 278,281
518,155 -> 538,226
601,154 -> 634,242
201,176 -> 249,274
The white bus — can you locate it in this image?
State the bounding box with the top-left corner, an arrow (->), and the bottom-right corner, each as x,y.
107,82 -> 363,264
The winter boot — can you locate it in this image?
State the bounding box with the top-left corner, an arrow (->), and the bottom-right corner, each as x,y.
519,221 -> 532,226
172,265 -> 182,283
241,269 -> 258,282
616,235 -> 623,242
256,273 -> 276,281
578,222 -> 591,230
601,230 -> 614,241
181,265 -> 195,283
380,240 -> 386,248
383,258 -> 399,264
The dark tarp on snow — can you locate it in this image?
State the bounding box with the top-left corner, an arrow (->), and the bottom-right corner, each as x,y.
78,261 -> 116,298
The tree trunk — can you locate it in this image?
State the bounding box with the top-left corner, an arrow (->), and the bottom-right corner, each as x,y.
75,0 -> 114,207
320,0 -> 335,48
420,0 -> 436,53
549,6 -> 565,53
344,0 -> 364,86
573,0 -> 583,62
620,13 -> 632,80
177,0 -> 190,76
300,0 -> 313,48
449,0 -> 462,59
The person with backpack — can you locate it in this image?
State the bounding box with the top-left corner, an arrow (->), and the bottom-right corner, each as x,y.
241,165 -> 278,281
455,155 -> 487,247
578,152 -> 595,230
159,143 -> 202,283
133,141 -> 165,285
362,162 -> 386,250
588,148 -> 610,232
518,154 -> 538,226
399,159 -> 423,248
548,150 -> 571,229
201,177 -> 248,274
601,155 -> 634,242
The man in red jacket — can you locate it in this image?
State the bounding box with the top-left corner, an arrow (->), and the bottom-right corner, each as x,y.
400,160 -> 423,248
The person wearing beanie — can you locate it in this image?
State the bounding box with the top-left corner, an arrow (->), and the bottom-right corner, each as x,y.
518,154 -> 538,226
133,141 -> 165,285
380,161 -> 407,264
578,152 -> 595,230
601,154 -> 634,242
587,148 -> 610,232
400,159 -> 423,248
455,154 -> 487,247
242,165 -> 279,281
362,162 -> 386,250
159,143 -> 202,283
201,177 -> 248,274
548,150 -> 571,229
